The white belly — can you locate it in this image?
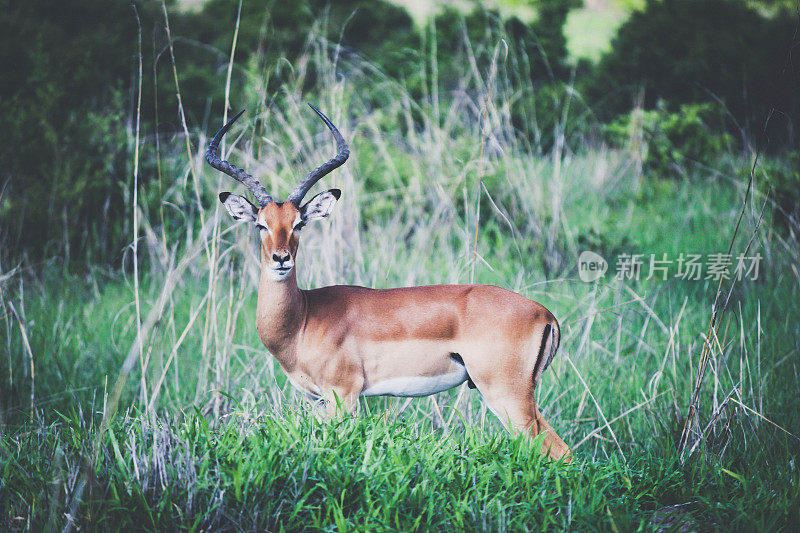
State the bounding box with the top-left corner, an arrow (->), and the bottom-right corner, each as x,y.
360,369 -> 468,397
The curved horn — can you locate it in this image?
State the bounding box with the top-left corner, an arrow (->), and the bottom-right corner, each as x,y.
286,103 -> 349,206
205,109 -> 273,207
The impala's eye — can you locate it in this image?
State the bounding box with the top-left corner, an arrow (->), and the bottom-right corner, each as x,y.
256,223 -> 268,232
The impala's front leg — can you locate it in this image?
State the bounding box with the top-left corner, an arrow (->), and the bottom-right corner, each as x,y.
297,382 -> 360,421
309,363 -> 362,420
314,350 -> 364,419
321,388 -> 360,418
308,383 -> 360,422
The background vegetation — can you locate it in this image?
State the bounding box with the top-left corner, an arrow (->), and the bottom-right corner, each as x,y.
1,0 -> 799,529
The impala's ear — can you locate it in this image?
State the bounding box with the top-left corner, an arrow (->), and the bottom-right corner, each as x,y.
301,189 -> 340,222
219,192 -> 258,222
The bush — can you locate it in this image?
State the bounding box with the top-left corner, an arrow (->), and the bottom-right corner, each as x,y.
606,102 -> 734,179
760,152 -> 800,231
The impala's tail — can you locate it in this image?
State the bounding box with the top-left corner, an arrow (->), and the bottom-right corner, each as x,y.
533,320 -> 560,386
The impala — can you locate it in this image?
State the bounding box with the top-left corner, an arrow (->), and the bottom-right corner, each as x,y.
206,104 -> 572,460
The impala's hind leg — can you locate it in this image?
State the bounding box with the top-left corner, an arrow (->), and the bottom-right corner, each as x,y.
461,319 -> 571,459
478,384 -> 572,461
530,403 -> 572,461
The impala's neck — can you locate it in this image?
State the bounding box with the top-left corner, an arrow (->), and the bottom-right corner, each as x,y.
255,261 -> 306,365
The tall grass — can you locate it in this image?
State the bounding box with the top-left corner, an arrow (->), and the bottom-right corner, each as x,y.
1,19 -> 799,530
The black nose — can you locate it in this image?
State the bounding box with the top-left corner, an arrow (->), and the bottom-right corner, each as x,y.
273,252 -> 290,265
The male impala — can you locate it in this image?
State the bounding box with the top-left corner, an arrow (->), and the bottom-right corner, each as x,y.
206,104 -> 571,460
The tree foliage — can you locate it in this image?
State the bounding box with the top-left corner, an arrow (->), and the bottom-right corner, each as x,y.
0,0 -> 148,259
1,0 -> 796,262
590,0 -> 799,145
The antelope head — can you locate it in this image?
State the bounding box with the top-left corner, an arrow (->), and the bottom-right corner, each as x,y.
206,104 -> 349,281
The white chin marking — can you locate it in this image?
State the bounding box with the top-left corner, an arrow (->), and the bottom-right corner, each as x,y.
361,370 -> 468,397
267,268 -> 292,281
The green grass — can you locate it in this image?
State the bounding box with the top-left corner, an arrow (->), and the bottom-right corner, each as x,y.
3,410 -> 798,530
2,24 -> 800,531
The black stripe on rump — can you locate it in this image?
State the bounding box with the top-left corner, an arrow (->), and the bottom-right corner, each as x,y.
533,323 -> 552,385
